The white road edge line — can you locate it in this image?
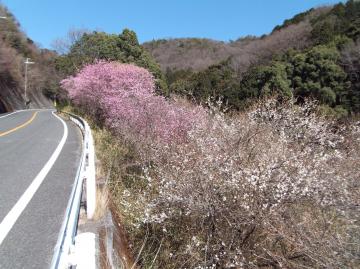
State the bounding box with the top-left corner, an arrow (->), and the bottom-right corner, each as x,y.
0,111 -> 19,119
0,109 -> 49,119
0,111 -> 68,245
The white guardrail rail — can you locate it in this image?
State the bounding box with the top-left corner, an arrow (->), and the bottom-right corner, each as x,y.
50,112 -> 96,269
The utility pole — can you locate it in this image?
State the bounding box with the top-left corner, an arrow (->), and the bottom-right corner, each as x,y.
24,58 -> 35,108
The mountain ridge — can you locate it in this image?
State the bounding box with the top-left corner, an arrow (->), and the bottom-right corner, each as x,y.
143,6 -> 331,74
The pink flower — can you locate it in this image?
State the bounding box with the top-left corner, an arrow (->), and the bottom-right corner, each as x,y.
61,61 -> 205,143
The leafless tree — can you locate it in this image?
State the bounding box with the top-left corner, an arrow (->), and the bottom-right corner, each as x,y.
51,28 -> 90,54
340,40 -> 360,81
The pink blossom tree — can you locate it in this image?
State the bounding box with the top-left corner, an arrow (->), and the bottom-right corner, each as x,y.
61,61 -> 204,143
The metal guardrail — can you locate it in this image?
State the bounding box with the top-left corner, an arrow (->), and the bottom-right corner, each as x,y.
50,112 -> 96,269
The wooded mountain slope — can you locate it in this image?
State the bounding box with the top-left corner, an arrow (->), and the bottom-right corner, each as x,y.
143,7 -> 330,74
0,4 -> 56,112
145,1 -> 360,116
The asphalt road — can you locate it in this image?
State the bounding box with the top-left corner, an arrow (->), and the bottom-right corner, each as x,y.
0,110 -> 82,269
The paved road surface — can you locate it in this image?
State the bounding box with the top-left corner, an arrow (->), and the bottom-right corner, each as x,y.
0,110 -> 82,269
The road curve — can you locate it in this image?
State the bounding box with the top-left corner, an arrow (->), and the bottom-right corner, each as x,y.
0,110 -> 82,269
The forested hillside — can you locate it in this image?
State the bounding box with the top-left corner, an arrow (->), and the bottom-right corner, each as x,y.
143,7 -> 330,73
145,1 -> 360,116
0,4 -> 57,112
57,1 -> 360,268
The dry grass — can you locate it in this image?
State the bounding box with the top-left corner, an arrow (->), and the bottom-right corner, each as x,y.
91,124 -> 139,268
93,187 -> 109,221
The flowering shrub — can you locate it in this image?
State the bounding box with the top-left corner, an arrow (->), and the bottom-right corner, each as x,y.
120,100 -> 360,268
61,61 -> 204,143
63,62 -> 360,268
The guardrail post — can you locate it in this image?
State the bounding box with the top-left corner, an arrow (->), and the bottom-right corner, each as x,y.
86,124 -> 96,219
74,233 -> 97,269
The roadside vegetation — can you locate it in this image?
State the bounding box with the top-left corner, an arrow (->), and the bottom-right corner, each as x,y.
61,61 -> 360,268
55,1 -> 360,268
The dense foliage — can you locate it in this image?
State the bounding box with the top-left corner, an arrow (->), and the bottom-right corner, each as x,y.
56,29 -> 167,94
169,60 -> 243,108
156,1 -> 360,116
241,45 -> 352,113
168,44 -> 354,113
311,0 -> 360,44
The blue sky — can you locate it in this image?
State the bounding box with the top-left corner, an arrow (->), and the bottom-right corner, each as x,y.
3,0 -> 345,49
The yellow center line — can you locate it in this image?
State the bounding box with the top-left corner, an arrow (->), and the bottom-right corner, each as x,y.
0,111 -> 38,137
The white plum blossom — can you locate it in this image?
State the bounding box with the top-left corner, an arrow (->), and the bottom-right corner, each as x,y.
112,99 -> 360,268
